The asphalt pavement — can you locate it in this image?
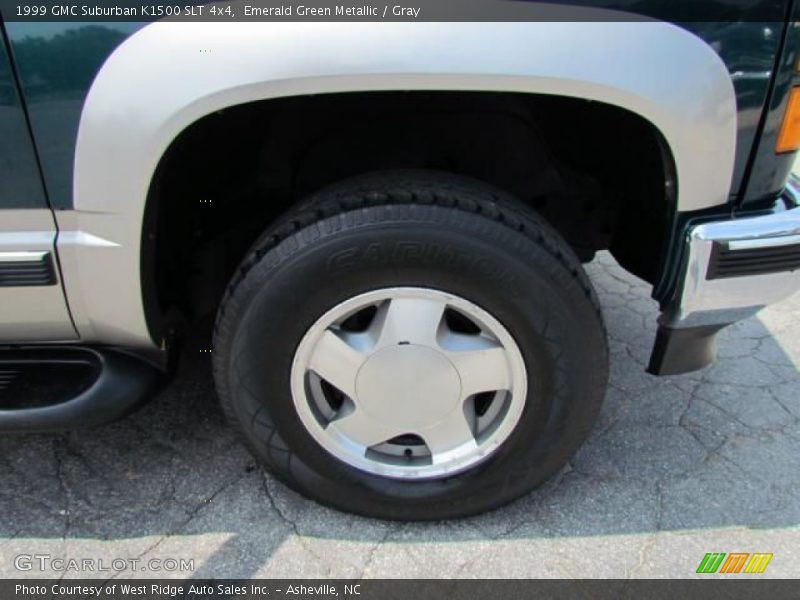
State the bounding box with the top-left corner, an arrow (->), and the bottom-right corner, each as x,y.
1,248 -> 798,579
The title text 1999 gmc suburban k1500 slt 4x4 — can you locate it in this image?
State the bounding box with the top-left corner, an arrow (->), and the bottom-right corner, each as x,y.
1,1 -> 799,519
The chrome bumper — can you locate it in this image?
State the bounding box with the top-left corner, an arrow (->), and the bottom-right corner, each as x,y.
666,182 -> 800,328
649,180 -> 800,374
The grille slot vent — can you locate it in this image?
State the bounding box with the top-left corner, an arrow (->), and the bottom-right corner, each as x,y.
707,242 -> 800,280
0,253 -> 56,287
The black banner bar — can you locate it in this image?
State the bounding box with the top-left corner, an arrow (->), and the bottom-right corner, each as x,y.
3,579 -> 800,600
0,0 -> 791,23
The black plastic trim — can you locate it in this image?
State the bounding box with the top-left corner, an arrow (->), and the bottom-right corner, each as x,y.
647,323 -> 729,376
0,346 -> 159,432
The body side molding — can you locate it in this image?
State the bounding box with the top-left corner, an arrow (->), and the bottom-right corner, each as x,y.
65,21 -> 737,352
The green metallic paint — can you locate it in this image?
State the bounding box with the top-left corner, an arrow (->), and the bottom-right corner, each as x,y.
3,22 -> 143,209
736,1 -> 800,207
0,24 -> 47,209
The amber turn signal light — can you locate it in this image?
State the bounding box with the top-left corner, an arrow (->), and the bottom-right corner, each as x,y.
776,86 -> 800,153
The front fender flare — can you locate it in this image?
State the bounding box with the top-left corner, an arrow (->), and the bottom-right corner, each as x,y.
61,21 -> 737,351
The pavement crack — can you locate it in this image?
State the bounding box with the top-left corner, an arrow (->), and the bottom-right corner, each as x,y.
52,438 -> 72,542
259,467 -> 332,577
358,523 -> 395,579
626,536 -> 657,579
260,469 -> 300,536
101,469 -> 251,583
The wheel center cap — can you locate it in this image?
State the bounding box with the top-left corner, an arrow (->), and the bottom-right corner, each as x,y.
355,344 -> 461,429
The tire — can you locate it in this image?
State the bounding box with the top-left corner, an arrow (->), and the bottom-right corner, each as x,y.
213,170 -> 608,520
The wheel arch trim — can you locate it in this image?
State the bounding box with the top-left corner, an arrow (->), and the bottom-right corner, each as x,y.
62,21 -> 737,350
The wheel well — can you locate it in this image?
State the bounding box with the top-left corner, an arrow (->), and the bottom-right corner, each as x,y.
142,91 -> 675,340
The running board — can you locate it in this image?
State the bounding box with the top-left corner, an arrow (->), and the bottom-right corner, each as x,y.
0,346 -> 159,432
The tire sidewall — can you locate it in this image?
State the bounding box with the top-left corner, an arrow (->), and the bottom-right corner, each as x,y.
217,204 -> 607,519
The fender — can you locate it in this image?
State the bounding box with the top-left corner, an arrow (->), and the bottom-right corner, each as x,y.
59,20 -> 737,353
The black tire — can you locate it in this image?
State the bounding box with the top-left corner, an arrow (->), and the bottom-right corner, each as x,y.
213,170 -> 608,520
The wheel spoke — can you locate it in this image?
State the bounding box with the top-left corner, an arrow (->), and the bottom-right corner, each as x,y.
446,340 -> 511,399
326,409 -> 399,450
372,297 -> 447,347
308,330 -> 367,400
293,286 -> 527,479
419,411 -> 478,464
